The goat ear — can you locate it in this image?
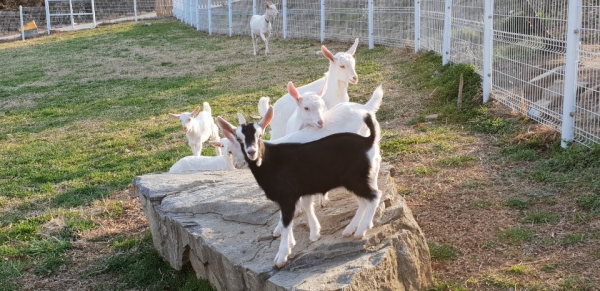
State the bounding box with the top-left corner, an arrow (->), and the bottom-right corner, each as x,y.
316,78 -> 328,96
209,141 -> 221,147
217,117 -> 237,142
168,113 -> 180,118
237,113 -> 247,125
192,106 -> 201,117
287,81 -> 301,103
321,45 -> 335,63
259,106 -> 274,129
346,38 -> 359,55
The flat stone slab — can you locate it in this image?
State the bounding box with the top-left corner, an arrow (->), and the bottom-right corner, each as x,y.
133,164 -> 433,291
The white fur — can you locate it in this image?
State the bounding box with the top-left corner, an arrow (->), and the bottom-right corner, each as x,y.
284,80 -> 327,134
169,102 -> 221,156
259,38 -> 360,139
168,138 -> 244,173
250,2 -> 279,56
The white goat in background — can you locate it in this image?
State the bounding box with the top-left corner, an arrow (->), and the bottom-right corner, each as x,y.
258,38 -> 359,139
250,1 -> 279,56
169,102 -> 221,156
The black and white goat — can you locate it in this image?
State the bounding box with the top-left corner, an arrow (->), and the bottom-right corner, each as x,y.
216,106 -> 382,268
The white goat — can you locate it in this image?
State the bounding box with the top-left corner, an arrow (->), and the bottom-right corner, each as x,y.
169,102 -> 221,156
285,80 -> 327,134
259,38 -> 360,139
168,138 -> 244,173
216,106 -> 382,268
250,1 -> 279,56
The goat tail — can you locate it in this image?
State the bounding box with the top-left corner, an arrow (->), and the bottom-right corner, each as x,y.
203,102 -> 212,114
363,113 -> 380,147
258,97 -> 270,118
364,85 -> 383,113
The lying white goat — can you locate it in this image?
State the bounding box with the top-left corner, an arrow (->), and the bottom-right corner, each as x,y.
259,38 -> 360,139
169,102 -> 221,156
250,1 -> 279,56
169,138 -> 244,173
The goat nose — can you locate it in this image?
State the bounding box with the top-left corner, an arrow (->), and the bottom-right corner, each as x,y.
247,149 -> 256,157
317,120 -> 324,127
352,76 -> 358,82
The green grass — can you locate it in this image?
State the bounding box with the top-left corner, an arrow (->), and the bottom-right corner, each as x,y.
523,211 -> 559,224
3,17 -> 600,291
428,242 -> 458,261
498,227 -> 534,245
505,198 -> 532,210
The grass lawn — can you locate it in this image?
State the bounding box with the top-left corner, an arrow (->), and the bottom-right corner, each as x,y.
1,18 -> 599,290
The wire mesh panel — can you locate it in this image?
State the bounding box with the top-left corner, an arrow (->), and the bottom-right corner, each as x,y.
373,0 -> 413,48
94,0 -> 134,22
420,0 -> 444,53
492,0 -> 568,132
210,0 -> 230,34
449,0 -> 483,73
231,0 -> 255,36
575,1 -> 600,144
286,0 -> 320,39
197,0 -> 209,31
323,0 -> 367,43
0,8 -> 47,38
47,0 -> 96,30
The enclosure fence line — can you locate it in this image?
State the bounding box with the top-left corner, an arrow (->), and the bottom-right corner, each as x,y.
2,0 -> 599,148
173,0 -> 600,148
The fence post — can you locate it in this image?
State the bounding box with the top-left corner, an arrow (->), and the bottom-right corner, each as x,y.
228,0 -> 233,36
561,0 -> 582,148
320,0 -> 325,43
282,0 -> 287,39
253,0 -> 256,16
19,5 -> 25,41
368,0 -> 373,49
195,0 -> 199,30
207,0 -> 212,35
482,0 -> 493,103
442,0 -> 452,65
69,0 -> 75,29
414,0 -> 420,52
91,0 -> 97,27
134,0 -> 138,21
45,0 -> 51,34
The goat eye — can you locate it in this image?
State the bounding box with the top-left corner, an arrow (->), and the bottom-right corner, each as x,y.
340,65 -> 346,69
304,107 -> 309,111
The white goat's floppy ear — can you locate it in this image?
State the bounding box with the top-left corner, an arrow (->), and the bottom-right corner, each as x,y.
237,113 -> 247,125
287,81 -> 301,103
347,38 -> 359,55
259,106 -> 274,129
168,113 -> 180,118
209,140 -> 221,148
316,77 -> 328,96
216,117 -> 236,142
321,45 -> 335,63
192,106 -> 201,117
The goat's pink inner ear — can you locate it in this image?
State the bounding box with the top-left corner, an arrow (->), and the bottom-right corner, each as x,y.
287,81 -> 301,102
317,79 -> 328,96
168,113 -> 180,118
347,38 -> 359,55
192,106 -> 201,116
259,106 -> 274,129
321,45 -> 335,62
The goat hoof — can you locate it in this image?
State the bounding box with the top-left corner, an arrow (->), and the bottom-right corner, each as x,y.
320,196 -> 330,207
309,233 -> 321,242
342,231 -> 354,238
274,252 -> 289,268
354,233 -> 365,240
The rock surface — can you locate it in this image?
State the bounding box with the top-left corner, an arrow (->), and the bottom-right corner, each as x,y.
133,164 -> 433,291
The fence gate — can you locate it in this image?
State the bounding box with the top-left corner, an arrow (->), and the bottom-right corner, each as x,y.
45,0 -> 97,34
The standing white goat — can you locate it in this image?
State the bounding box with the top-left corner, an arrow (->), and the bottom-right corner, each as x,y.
168,138 -> 244,173
258,38 -> 360,139
169,102 -> 221,156
250,1 -> 279,56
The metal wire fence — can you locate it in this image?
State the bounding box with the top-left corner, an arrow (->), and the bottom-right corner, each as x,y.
1,0 -> 599,147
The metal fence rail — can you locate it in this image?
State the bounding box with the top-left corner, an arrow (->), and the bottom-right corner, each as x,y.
2,0 -> 600,148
